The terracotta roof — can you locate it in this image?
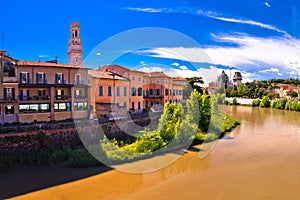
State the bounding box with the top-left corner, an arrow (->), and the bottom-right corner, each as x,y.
17,61 -> 85,69
88,70 -> 129,80
173,77 -> 186,81
148,72 -> 171,78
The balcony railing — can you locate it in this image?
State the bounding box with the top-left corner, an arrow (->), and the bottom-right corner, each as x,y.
55,95 -> 71,100
0,97 -> 18,102
74,95 -> 88,99
143,95 -> 164,98
19,96 -> 50,101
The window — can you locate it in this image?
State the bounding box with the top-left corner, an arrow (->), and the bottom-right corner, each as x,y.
3,64 -> 15,77
38,89 -> 46,97
19,105 -> 30,113
99,86 -> 103,96
39,104 -> 50,112
20,90 -> 29,100
138,77 -> 141,81
138,102 -> 141,110
124,87 -> 127,96
149,89 -> 153,95
131,87 -> 136,96
132,76 -> 135,80
36,73 -> 46,84
156,80 -> 159,83
170,89 -> 172,96
74,102 -> 88,110
156,89 -> 160,96
20,72 -> 29,83
165,89 -> 169,96
55,89 -> 65,99
108,86 -> 112,96
132,102 -> 135,110
54,103 -> 71,112
5,105 -> 14,115
4,88 -> 15,100
138,87 -> 143,96
116,86 -> 120,96
124,102 -> 127,107
75,74 -> 81,84
55,73 -> 64,84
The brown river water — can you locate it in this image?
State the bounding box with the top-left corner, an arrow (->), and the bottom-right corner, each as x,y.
13,106 -> 300,200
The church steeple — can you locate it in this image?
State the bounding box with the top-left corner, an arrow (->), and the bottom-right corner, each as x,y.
68,22 -> 82,66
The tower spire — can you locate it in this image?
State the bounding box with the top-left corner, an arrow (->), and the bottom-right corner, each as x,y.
67,22 -> 82,66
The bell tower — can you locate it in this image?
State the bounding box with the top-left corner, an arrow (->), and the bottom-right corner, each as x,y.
68,22 -> 82,66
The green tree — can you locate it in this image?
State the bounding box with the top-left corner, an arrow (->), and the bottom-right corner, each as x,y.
158,103 -> 183,142
287,90 -> 298,98
237,83 -> 247,97
260,96 -> 270,108
194,90 -> 212,132
278,97 -> 288,109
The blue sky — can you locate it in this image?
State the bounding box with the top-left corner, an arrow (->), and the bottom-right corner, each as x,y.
1,0 -> 300,82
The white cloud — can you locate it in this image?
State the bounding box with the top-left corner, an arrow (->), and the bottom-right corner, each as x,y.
38,54 -> 49,58
207,15 -> 289,37
259,68 -> 280,73
264,2 -> 271,7
179,65 -> 188,70
126,6 -> 289,37
140,61 -> 145,65
135,47 -> 212,63
171,62 -> 180,67
204,34 -> 300,72
126,7 -> 162,13
96,52 -> 101,56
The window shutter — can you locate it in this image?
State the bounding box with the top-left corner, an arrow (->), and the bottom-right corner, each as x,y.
62,74 -> 65,84
27,72 -> 29,83
43,73 -> 46,83
12,88 -> 15,99
27,90 -> 30,96
4,89 -> 7,99
19,73 -> 22,83
36,73 -> 38,84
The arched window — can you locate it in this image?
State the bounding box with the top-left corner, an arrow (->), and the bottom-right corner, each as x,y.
75,30 -> 78,37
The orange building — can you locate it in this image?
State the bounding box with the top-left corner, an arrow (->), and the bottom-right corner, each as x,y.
89,69 -> 130,118
89,65 -> 186,118
0,22 -> 90,124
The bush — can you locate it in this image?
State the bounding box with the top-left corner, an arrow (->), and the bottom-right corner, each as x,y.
260,96 -> 270,108
252,98 -> 261,107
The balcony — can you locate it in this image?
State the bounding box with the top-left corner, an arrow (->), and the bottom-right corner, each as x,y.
55,95 -> 71,101
74,95 -> 88,99
3,76 -> 18,83
19,96 -> 50,101
143,95 -> 164,99
0,97 -> 18,103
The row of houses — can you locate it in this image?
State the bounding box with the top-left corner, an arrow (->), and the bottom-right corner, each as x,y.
0,22 -> 185,124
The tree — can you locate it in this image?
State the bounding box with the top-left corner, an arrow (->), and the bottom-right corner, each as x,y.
158,102 -> 183,142
287,90 -> 298,98
260,96 -> 270,108
237,83 -> 247,97
183,77 -> 204,99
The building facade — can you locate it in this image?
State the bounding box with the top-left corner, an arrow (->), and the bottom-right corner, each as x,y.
89,66 -> 186,118
0,22 -> 90,124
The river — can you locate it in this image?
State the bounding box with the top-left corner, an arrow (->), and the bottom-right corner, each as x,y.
13,106 -> 300,199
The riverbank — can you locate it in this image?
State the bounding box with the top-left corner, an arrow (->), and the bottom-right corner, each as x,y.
12,106 -> 300,200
